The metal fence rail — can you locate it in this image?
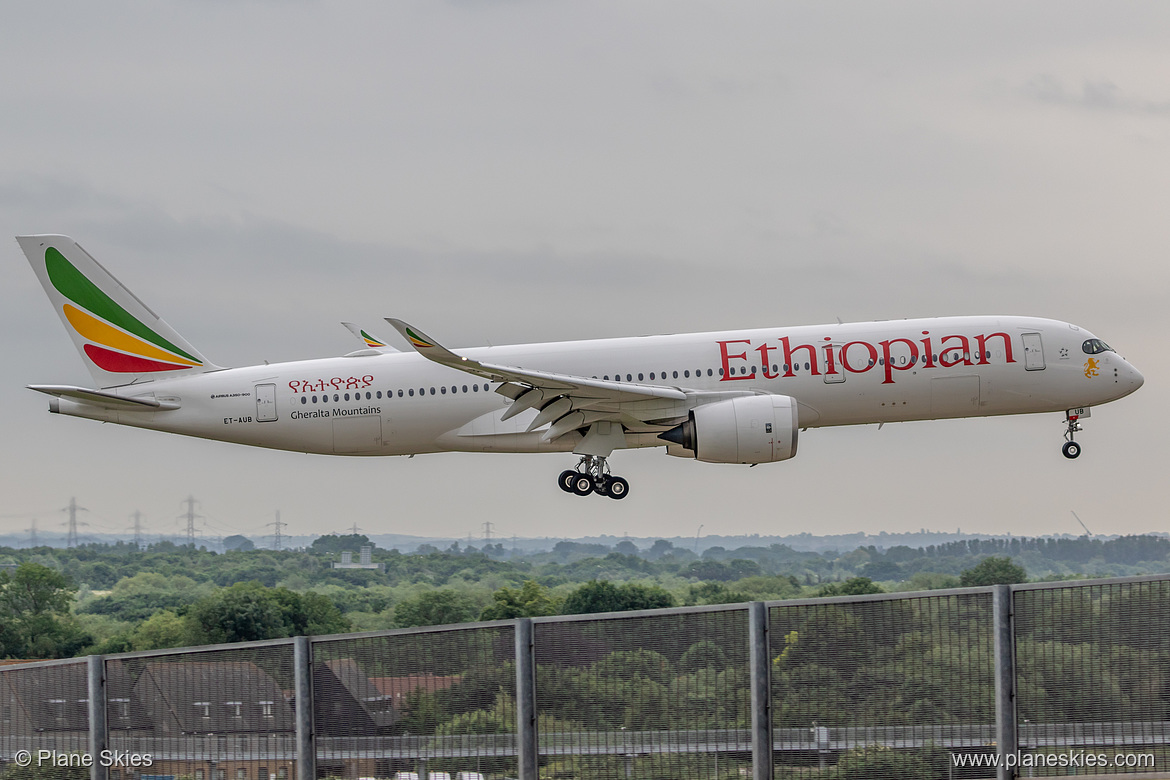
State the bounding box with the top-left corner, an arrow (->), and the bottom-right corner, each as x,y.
3,575 -> 1170,780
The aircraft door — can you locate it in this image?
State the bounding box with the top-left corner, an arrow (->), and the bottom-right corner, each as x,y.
256,384 -> 277,422
1021,332 -> 1045,371
824,343 -> 845,384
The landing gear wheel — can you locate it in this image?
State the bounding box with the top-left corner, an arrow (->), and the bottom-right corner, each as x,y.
559,454 -> 628,498
570,474 -> 595,496
1062,412 -> 1084,460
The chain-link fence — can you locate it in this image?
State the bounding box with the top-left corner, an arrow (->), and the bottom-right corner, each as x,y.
769,589 -> 996,779
3,575 -> 1170,780
1013,577 -> 1170,777
533,605 -> 751,780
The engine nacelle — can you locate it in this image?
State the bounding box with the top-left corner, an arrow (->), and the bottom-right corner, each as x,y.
660,394 -> 799,464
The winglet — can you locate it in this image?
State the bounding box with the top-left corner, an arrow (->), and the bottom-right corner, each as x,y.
342,322 -> 399,352
384,318 -> 467,365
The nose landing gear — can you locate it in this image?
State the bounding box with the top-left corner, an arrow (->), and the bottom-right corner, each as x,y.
1062,412 -> 1083,459
557,455 -> 629,500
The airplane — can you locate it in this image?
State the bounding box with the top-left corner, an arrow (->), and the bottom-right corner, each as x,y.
18,234 -> 1145,500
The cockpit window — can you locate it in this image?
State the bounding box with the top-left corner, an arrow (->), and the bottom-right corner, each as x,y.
1082,338 -> 1114,355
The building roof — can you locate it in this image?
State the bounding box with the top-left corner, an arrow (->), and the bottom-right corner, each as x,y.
135,660 -> 294,734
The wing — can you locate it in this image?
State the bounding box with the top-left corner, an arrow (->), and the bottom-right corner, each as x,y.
385,318 -> 714,447
381,318 -> 758,451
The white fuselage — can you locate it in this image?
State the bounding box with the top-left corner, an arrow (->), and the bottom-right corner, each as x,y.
50,316 -> 1144,458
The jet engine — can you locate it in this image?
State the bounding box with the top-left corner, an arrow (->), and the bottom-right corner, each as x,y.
659,394 -> 799,464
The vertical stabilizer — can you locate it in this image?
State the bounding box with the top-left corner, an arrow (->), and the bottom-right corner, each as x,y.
17,234 -> 223,388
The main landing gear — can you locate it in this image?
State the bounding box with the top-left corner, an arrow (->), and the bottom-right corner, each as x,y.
558,455 -> 629,500
1062,412 -> 1083,459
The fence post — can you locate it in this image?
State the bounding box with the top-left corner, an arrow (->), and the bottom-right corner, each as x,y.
515,618 -> 538,780
993,585 -> 1017,780
294,636 -> 316,780
749,602 -> 773,780
87,655 -> 108,780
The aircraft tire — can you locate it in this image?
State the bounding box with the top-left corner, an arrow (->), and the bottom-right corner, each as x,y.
1062,441 -> 1082,459
558,470 -> 578,493
571,474 -> 594,496
606,476 -> 630,500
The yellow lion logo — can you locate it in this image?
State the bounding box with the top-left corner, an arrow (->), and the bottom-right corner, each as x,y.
1084,358 -> 1100,378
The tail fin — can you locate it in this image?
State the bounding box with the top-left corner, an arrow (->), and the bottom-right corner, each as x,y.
17,235 -> 223,388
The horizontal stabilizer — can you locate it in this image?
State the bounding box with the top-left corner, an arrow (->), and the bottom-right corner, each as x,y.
28,384 -> 179,411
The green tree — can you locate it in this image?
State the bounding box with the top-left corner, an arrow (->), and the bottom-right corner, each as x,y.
960,556 -> 1027,586
394,589 -> 480,627
817,577 -> 885,597
132,609 -> 192,650
561,580 -> 675,614
678,639 -> 729,674
684,582 -> 749,606
187,582 -> 286,643
187,582 -> 348,643
480,580 -> 559,620
0,562 -> 92,659
310,533 -> 372,555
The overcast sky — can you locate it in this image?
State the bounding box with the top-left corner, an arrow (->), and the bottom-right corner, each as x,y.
1,2 -> 1166,546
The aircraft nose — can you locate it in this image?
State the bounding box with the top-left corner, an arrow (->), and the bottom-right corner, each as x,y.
1123,359 -> 1144,392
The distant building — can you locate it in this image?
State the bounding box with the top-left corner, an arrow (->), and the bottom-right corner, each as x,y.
332,546 -> 383,570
